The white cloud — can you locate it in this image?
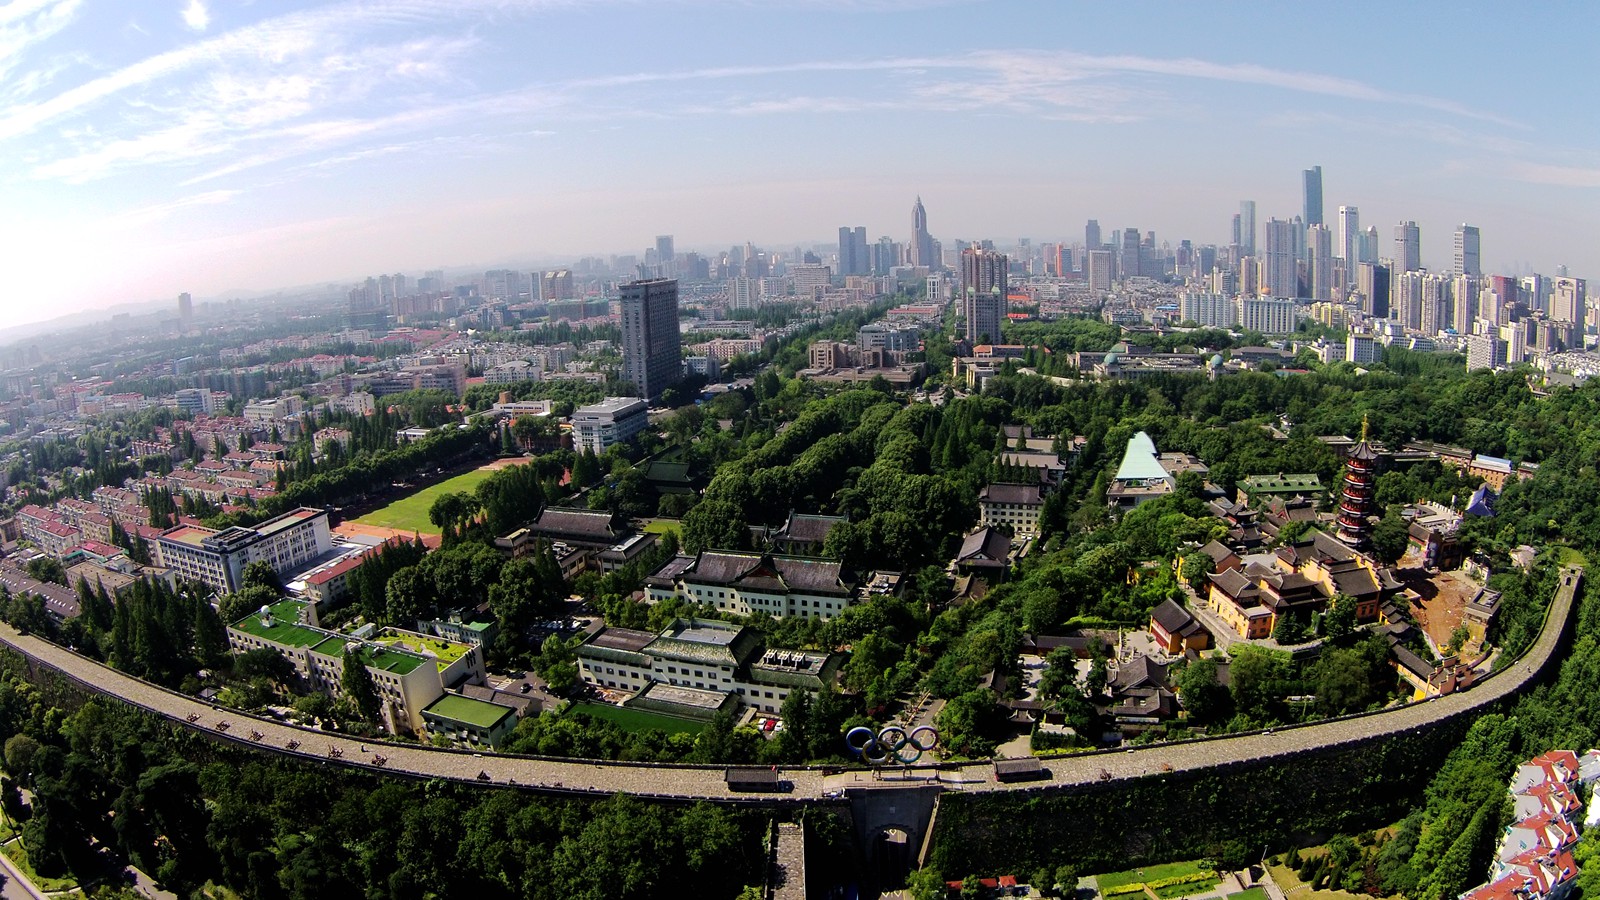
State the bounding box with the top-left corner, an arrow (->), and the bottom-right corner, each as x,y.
0,0 -> 82,82
1507,163 -> 1600,189
181,0 -> 209,32
111,188 -> 240,225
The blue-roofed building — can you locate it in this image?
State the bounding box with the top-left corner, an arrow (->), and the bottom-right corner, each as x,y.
1467,484 -> 1497,518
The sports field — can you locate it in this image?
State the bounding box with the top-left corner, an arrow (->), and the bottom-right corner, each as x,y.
352,466 -> 497,534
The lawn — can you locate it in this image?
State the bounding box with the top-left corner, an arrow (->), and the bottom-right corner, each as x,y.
354,467 -> 497,533
1152,877 -> 1222,899
1096,860 -> 1211,891
1265,863 -> 1373,900
1226,888 -> 1269,900
643,518 -> 683,539
568,702 -> 704,735
2,840 -> 81,892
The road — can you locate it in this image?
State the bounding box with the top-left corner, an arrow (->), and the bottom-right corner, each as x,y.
0,566 -> 1578,804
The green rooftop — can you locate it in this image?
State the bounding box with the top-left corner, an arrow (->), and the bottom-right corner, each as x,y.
423,693 -> 515,729
1240,474 -> 1323,493
230,602 -> 324,648
364,646 -> 426,676
312,634 -> 355,657
308,634 -> 427,676
376,629 -> 472,666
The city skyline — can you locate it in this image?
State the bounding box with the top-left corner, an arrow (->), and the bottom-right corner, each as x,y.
1,0 -> 1596,334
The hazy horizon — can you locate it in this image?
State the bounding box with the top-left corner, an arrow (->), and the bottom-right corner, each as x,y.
2,0 -> 1596,333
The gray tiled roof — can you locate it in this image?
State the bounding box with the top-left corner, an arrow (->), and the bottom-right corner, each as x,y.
980,482 -> 1043,505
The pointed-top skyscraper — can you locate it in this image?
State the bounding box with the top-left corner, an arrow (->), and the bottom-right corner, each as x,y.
911,196 -> 935,269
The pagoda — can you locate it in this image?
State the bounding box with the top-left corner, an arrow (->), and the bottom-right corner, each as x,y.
1336,416 -> 1381,548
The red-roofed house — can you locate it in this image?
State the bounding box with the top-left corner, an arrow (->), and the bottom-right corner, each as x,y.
1514,781 -> 1583,822
1514,750 -> 1582,792
1498,812 -> 1578,863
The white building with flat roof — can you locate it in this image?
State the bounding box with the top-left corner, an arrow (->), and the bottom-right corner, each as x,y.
154,507 -> 332,593
571,397 -> 648,455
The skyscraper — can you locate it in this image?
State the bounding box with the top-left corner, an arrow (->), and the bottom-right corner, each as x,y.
1261,218 -> 1299,299
1360,226 -> 1379,264
1238,201 -> 1257,255
1086,250 -> 1113,291
837,226 -> 869,276
1453,224 -> 1481,277
1337,206 -> 1359,267
177,292 -> 192,325
1085,219 -> 1102,251
1303,165 -> 1324,227
1308,224 -> 1334,300
1119,228 -> 1141,280
620,278 -> 681,400
960,248 -> 1008,344
1394,221 -> 1421,273
655,235 -> 675,266
910,197 -> 935,268
1552,277 -> 1587,324
1358,263 -> 1391,319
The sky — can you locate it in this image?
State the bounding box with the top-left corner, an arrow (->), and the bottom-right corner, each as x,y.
1,0 -> 1597,332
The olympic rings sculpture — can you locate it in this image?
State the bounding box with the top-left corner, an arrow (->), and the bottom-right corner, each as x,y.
844,724 -> 939,765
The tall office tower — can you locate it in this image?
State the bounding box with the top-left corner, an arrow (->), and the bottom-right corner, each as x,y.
655,235 -> 675,269
1053,244 -> 1072,278
1196,246 -> 1217,279
1308,224 -> 1334,300
1239,201 -> 1257,255
1337,206 -> 1359,270
1522,274 -> 1550,313
620,278 -> 681,400
1230,214 -> 1242,248
1085,219 -> 1102,251
1358,263 -> 1391,318
1393,221 -> 1421,272
910,197 -> 935,268
872,237 -> 899,275
1450,275 -> 1480,333
1477,287 -> 1505,329
1119,228 -> 1141,279
1237,258 -> 1258,296
960,248 -> 1008,344
837,226 -> 868,276
178,292 -> 193,324
1552,277 -> 1587,324
1421,273 -> 1450,334
392,274 -> 408,299
1453,224 -> 1481,276
1360,226 -> 1379,264
1086,250 -> 1114,291
1303,165 -> 1324,226
1261,218 -> 1299,299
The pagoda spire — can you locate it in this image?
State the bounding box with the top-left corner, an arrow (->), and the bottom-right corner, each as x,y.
1336,416 -> 1380,547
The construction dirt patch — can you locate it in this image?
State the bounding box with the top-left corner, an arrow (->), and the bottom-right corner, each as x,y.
1405,568 -> 1485,656
333,521 -> 442,550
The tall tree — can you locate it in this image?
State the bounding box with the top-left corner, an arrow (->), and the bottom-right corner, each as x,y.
341,645 -> 383,725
